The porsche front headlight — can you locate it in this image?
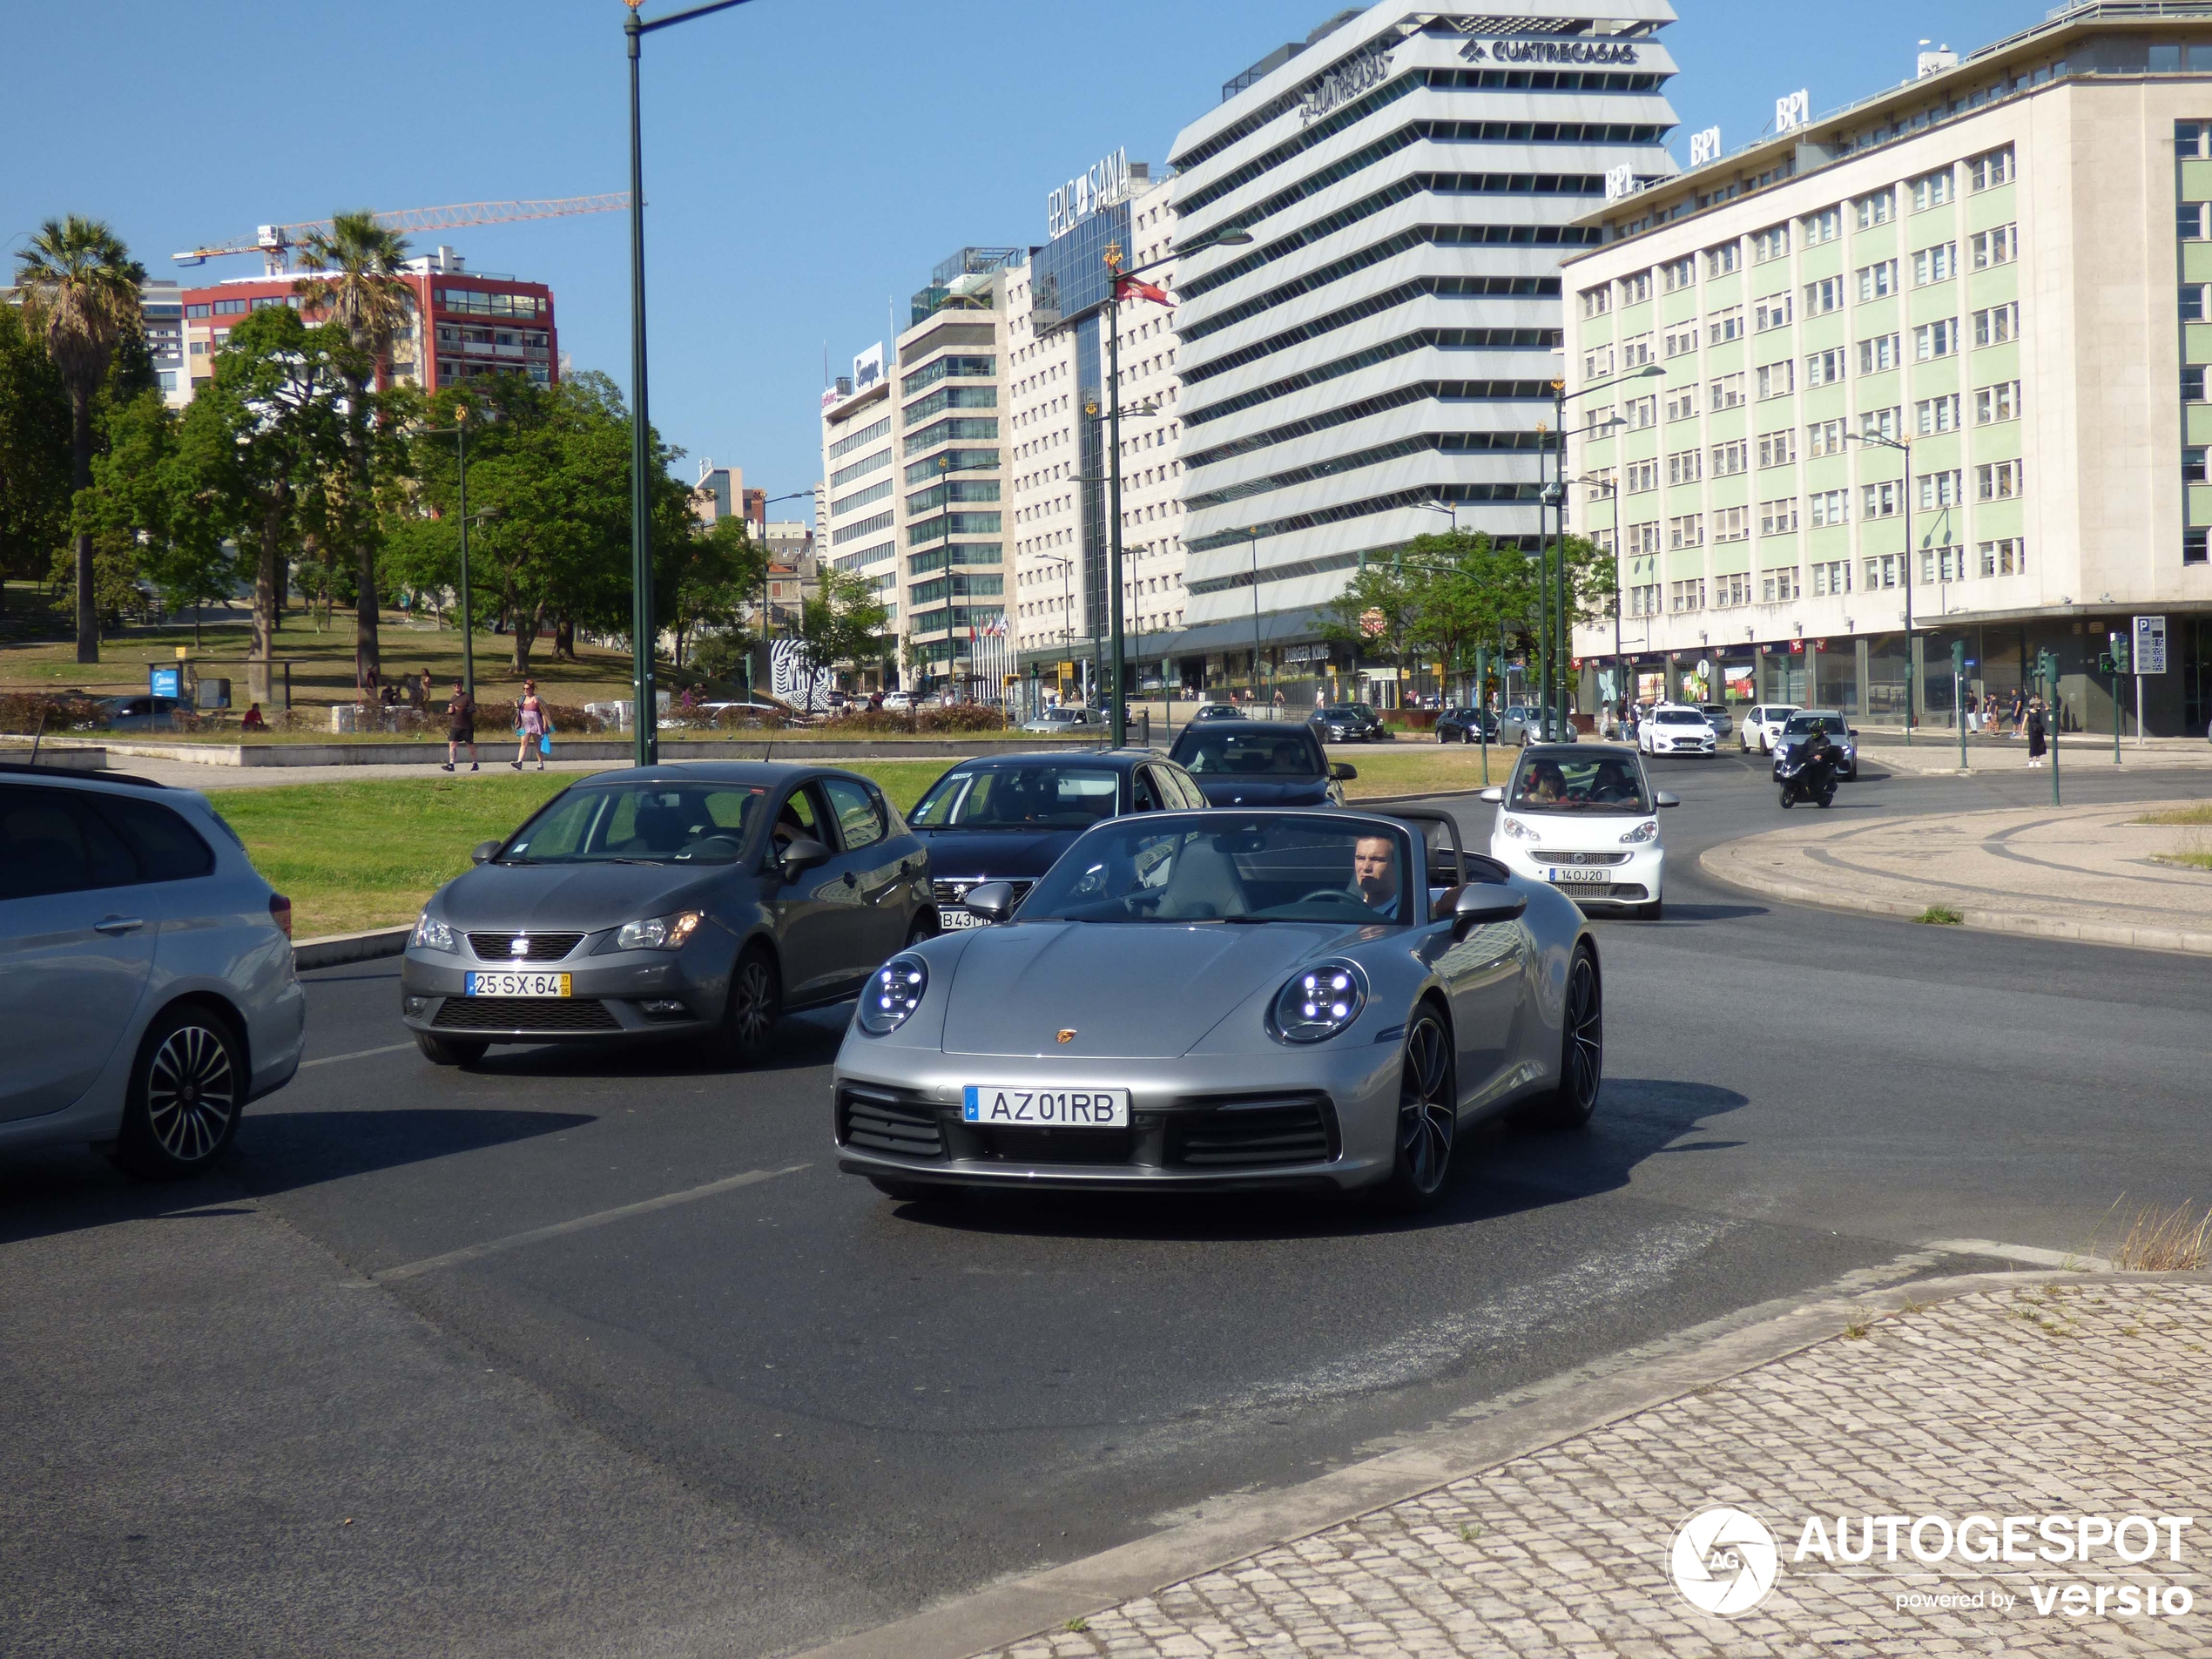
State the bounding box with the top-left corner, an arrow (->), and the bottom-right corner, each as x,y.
412,912 -> 456,953
859,954 -> 927,1035
1271,960 -> 1366,1044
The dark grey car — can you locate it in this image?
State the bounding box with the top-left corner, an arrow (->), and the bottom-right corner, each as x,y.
400,763 -> 932,1066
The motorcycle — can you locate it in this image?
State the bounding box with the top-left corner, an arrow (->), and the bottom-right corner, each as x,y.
1775,742 -> 1838,809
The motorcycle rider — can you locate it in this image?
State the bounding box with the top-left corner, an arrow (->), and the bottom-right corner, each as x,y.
1777,723 -> 1839,804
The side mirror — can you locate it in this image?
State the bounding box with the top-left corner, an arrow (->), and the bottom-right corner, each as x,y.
1453,885 -> 1527,931
1478,786 -> 1505,804
1848,728 -> 1860,738
1654,792 -> 1681,808
1330,761 -> 1357,781
962,880 -> 1018,923
778,835 -> 830,883
470,840 -> 502,865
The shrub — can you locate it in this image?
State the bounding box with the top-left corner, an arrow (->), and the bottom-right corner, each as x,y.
0,692 -> 109,734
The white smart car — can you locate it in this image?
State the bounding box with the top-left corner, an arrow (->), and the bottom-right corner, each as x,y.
1739,704 -> 1801,754
1638,705 -> 1717,757
1480,744 -> 1678,921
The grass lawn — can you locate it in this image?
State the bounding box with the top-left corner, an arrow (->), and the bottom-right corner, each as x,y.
207,759 -> 956,938
2130,803 -> 2212,826
1332,741 -> 1512,798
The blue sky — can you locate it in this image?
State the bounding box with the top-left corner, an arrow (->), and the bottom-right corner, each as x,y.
12,1 -> 2038,525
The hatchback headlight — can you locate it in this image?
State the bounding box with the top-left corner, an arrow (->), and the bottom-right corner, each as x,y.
1271,960 -> 1366,1044
1620,819 -> 1659,844
1499,814 -> 1539,841
615,910 -> 705,951
859,954 -> 927,1035
413,912 -> 456,952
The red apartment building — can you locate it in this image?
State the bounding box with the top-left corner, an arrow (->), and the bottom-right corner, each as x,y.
181,246 -> 556,398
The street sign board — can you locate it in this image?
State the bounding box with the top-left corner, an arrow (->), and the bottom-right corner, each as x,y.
149,667 -> 180,698
2133,615 -> 2168,674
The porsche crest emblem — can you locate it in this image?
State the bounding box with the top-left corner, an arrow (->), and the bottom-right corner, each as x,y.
1056,1028 -> 1077,1044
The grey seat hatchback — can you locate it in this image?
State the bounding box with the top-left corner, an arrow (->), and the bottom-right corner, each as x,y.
0,764 -> 306,1179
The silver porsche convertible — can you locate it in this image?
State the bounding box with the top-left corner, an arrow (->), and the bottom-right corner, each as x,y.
831,808 -> 1602,1211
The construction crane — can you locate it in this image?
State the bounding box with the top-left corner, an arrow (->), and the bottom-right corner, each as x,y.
172,194 -> 630,275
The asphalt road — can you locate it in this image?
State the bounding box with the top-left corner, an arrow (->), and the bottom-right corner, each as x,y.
5,745 -> 2210,1659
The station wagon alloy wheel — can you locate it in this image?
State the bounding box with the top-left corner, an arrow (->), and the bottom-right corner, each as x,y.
114,1008 -> 246,1180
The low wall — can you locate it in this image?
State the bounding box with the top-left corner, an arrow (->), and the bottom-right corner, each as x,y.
31,734 -> 1095,769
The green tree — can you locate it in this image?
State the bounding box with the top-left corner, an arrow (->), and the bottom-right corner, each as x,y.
12,215 -> 146,661
1318,561 -> 1418,691
71,391 -> 237,645
789,566 -> 890,712
662,514 -> 764,668
0,302 -> 71,614
293,211 -> 413,692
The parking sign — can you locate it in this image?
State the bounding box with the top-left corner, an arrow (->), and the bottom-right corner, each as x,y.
2133,615 -> 2168,674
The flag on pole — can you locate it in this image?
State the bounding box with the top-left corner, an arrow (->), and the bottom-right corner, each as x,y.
1115,276 -> 1172,307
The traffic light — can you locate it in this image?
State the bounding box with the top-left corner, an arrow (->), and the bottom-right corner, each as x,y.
2110,631 -> 2130,675
1950,639 -> 1966,675
2099,652 -> 2116,675
2036,648 -> 2060,690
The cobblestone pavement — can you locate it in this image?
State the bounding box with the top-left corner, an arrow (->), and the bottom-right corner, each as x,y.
1703,799 -> 2212,954
981,1280 -> 2212,1658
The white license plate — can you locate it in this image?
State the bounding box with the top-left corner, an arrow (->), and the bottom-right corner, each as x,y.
1548,867 -> 1611,884
464,971 -> 572,997
961,1085 -> 1130,1127
938,906 -> 985,929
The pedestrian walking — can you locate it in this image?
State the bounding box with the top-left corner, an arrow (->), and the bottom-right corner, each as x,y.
514,679 -> 546,771
442,680 -> 478,771
2026,698 -> 2048,767
2009,687 -> 2027,738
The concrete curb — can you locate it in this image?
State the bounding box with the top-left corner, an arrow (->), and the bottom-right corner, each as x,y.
790,1264 -> 2212,1659
17,735 -> 1093,769
1698,842 -> 2212,958
293,927 -> 410,971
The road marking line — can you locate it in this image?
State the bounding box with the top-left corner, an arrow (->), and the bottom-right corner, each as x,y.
1926,1237 -> 2113,1271
300,1042 -> 416,1070
361,1163 -> 809,1285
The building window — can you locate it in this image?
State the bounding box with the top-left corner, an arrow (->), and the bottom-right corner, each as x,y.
1757,428 -> 1798,468
1624,459 -> 1658,492
1972,302 -> 2020,346
1913,319 -> 1959,360
1978,537 -> 2027,576
2179,122 -> 2212,160
1976,460 -> 2023,500
1804,276 -> 1843,316
1803,206 -> 1843,244
1912,243 -> 1957,285
1711,439 -> 1749,476
2187,447 -> 2207,484
1748,225 -> 1790,265
1582,346 -> 1614,381
1862,480 -> 1903,519
1628,521 -> 1661,554
2182,203 -> 2211,241
1806,347 -> 1847,387
1667,448 -> 1703,486
2188,366 -> 2209,402
1860,407 -> 1901,442
1919,469 -> 1966,509
1756,360 -> 1795,399
1581,286 -> 1613,317
1915,394 -> 1960,433
1707,243 -> 1741,277
2187,529 -> 2209,565
1759,498 -> 1799,536
1662,256 -> 1696,293
1622,332 -> 1654,368
1629,582 -> 1664,616
1710,371 -> 1745,409
1663,324 -> 1699,358
1763,565 -> 1802,601
1856,260 -> 1898,301
1707,305 -> 1743,344
1714,508 -> 1750,544
1920,545 -> 1968,582
1973,382 -> 2020,423
1811,558 -> 1851,595
2182,286 -> 2205,322
1966,145 -> 2015,191
1857,334 -> 1902,374
1806,418 -> 1847,457
1754,293 -> 1794,332
1669,577 -> 1707,611
1664,384 -> 1702,421
1714,570 -> 1751,605
1622,271 -> 1652,303
1809,489 -> 1850,527
1864,552 -> 1906,589
1668,514 -> 1704,550
1970,225 -> 2019,266
1909,169 -> 1955,211
1855,191 -> 1894,229
1624,395 -> 1658,428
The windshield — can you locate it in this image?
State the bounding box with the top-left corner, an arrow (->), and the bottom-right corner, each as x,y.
1507,754 -> 1652,814
502,783 -> 765,864
909,764 -> 1120,829
1320,705 -> 1377,720
1171,729 -> 1323,779
1784,714 -> 1847,735
1656,710 -> 1703,725
1021,816 -> 1410,925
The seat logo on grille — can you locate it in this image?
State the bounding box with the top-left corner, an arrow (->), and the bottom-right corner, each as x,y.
509,936 -> 529,956
1056,1028 -> 1077,1044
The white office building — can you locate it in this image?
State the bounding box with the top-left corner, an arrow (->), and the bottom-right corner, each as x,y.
1565,3 -> 2212,733
1165,0 -> 1680,700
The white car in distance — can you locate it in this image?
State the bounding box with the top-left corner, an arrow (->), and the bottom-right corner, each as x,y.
1638,705 -> 1717,757
1480,746 -> 1678,921
1739,704 -> 1801,754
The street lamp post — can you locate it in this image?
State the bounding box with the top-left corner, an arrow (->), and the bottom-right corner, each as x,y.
624,0 -> 759,765
1548,369 -> 1661,739
1845,429 -> 1914,743
420,405 -> 478,698
1249,524 -> 1264,709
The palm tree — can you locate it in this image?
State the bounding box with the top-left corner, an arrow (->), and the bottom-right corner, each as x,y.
13,216 -> 146,664
294,211 -> 413,695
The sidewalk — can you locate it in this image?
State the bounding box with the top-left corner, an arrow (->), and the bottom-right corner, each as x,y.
813,1272 -> 2212,1659
1702,799 -> 2212,954
1854,730 -> 2212,776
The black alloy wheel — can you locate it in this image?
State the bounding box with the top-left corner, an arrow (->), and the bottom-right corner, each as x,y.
907,911 -> 939,947
112,1006 -> 245,1181
719,945 -> 780,1065
1527,942 -> 1603,1130
1377,1009 -> 1455,1212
